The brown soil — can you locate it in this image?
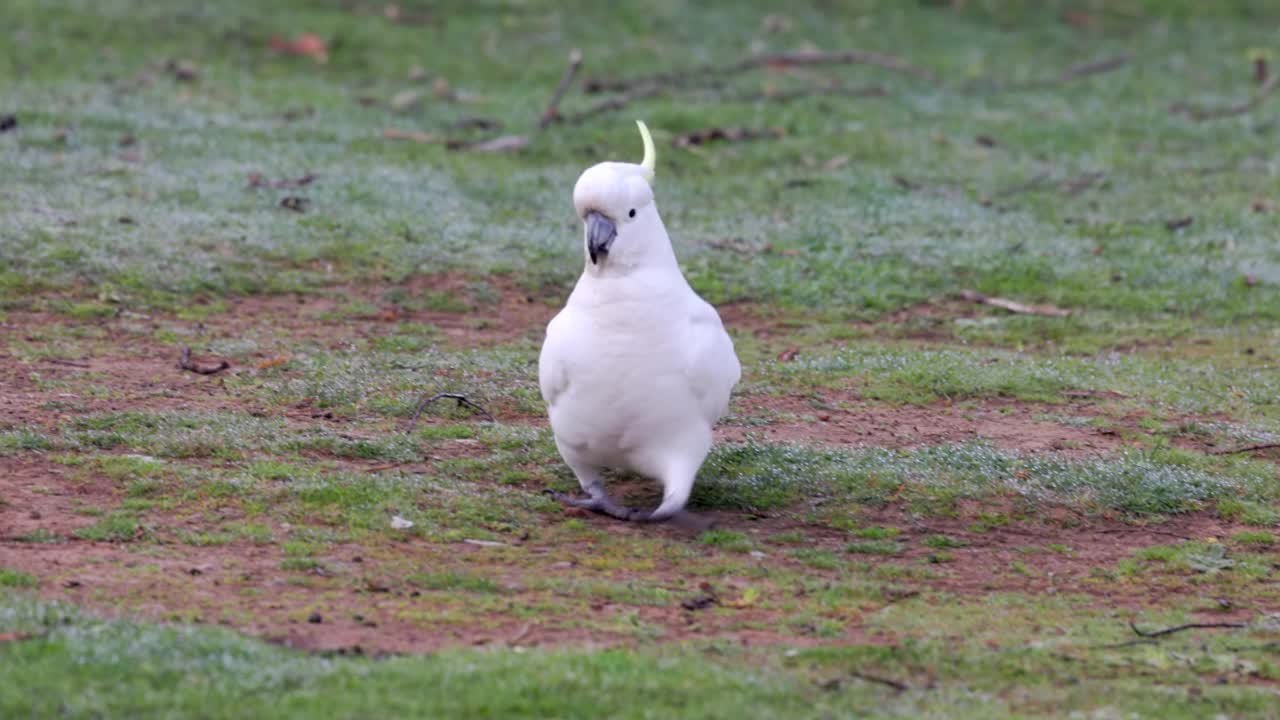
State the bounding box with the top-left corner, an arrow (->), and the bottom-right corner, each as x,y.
724,393 -> 1126,457
1,279 -> 1274,656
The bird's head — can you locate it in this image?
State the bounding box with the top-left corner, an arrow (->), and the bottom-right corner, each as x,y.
572,121 -> 671,272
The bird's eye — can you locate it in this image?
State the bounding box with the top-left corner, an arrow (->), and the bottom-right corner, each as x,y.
628,209 -> 636,218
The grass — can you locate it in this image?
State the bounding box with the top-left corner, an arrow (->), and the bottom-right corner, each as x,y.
3,594 -> 1279,719
4,0 -> 1280,717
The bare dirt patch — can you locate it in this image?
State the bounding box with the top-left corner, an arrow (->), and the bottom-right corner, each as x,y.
215,272 -> 558,348
723,393 -> 1126,457
2,283 -> 1274,657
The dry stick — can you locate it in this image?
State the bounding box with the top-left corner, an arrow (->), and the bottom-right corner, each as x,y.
1130,620 -> 1247,639
1171,74 -> 1280,120
538,48 -> 582,130
42,357 -> 91,368
1099,620 -> 1248,649
585,48 -> 936,95
560,85 -> 664,124
406,392 -> 495,430
847,670 -> 912,693
723,83 -> 887,104
959,289 -> 1071,318
977,54 -> 1133,92
1037,54 -> 1132,87
1209,442 -> 1280,456
992,170 -> 1053,199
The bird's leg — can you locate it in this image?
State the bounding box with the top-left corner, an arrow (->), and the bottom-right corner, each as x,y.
545,482 -> 639,521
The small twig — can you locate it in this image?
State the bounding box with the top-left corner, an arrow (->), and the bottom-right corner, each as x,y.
1099,620 -> 1248,648
992,170 -> 1053,199
1209,442 -> 1280,456
539,48 -> 582,130
178,347 -> 230,375
722,83 -> 887,105
959,289 -> 1071,317
1096,527 -> 1192,541
979,54 -> 1133,92
42,357 -> 91,368
406,392 -> 495,430
560,85 -> 664,124
507,623 -> 534,647
1130,620 -> 1247,639
1170,74 -> 1280,120
585,48 -> 935,95
847,670 -> 912,692
1042,54 -> 1133,87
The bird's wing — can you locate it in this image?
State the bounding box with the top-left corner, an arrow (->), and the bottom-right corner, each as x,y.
538,309 -> 574,408
682,299 -> 741,424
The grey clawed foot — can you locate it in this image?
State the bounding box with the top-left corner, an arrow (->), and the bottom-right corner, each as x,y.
543,489 -> 641,521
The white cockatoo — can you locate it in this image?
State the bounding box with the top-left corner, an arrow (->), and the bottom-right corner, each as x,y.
539,121 -> 741,522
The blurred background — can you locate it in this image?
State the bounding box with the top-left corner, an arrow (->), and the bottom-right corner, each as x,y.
2,0 -> 1278,323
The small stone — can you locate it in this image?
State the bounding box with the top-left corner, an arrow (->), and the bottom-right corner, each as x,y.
308,612 -> 323,624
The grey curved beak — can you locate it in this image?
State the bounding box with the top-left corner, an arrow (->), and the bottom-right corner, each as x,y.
585,211 -> 616,265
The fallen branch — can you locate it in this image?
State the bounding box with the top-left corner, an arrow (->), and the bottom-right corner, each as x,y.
1170,74 -> 1279,120
538,48 -> 582,130
406,392 -> 495,430
1209,442 -> 1280,456
585,48 -> 935,95
959,289 -> 1072,317
178,347 -> 230,375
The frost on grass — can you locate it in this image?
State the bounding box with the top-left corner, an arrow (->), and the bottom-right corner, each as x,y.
256,347 -> 542,417
698,441 -> 1277,516
775,344 -> 1280,415
0,595 -> 342,694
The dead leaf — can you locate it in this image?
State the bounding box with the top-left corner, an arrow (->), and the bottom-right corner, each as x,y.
164,59 -> 199,82
959,289 -> 1071,317
255,355 -> 291,370
466,135 -> 529,153
269,33 -> 329,63
0,633 -> 35,644
675,127 -> 784,147
823,155 -> 849,171
178,347 -> 230,375
777,347 -> 800,362
390,89 -> 423,111
724,587 -> 761,608
1165,216 -> 1194,231
280,196 -> 309,213
383,128 -> 442,144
